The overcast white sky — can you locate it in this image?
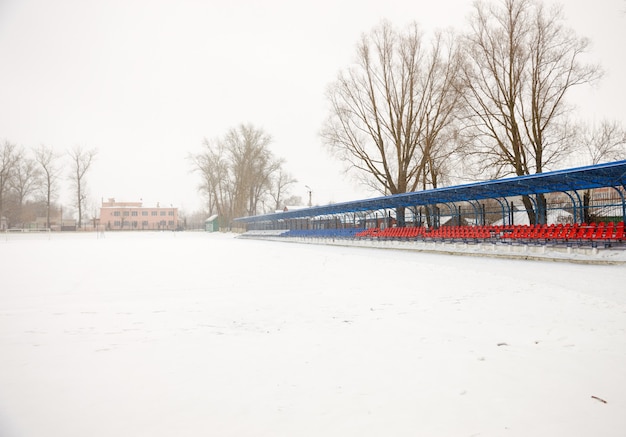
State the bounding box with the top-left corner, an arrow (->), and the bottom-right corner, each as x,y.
0,0 -> 624,214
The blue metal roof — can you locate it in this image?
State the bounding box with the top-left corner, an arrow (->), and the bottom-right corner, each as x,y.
234,160 -> 626,223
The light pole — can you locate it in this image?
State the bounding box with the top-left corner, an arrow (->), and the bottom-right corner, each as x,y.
305,185 -> 312,207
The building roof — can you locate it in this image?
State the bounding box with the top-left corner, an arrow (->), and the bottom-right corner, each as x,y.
234,160 -> 626,223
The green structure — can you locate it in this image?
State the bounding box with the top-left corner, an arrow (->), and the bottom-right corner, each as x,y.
205,215 -> 219,232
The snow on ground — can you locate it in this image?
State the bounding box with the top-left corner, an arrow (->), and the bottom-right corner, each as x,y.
1,231 -> 625,437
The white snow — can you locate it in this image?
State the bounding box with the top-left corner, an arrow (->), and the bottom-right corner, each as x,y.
1,231 -> 625,436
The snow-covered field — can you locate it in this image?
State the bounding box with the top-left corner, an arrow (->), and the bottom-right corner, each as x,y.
1,231 -> 625,436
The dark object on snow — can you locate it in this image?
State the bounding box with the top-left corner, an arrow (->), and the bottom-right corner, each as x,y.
591,395 -> 607,404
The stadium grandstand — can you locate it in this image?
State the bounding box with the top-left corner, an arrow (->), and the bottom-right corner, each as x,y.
234,160 -> 626,250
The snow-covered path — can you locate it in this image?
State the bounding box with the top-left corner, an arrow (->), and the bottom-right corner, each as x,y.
1,232 -> 625,436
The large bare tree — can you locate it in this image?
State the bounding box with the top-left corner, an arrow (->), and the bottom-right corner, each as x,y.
193,139 -> 229,219
68,146 -> 97,228
321,21 -> 464,226
0,141 -> 20,229
191,124 -> 283,225
9,150 -> 40,225
34,145 -> 61,229
461,0 -> 601,223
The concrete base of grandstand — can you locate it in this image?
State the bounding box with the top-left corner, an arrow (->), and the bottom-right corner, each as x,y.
238,231 -> 626,265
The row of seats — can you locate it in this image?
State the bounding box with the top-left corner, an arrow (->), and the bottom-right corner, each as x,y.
355,222 -> 626,243
270,222 -> 625,246
282,228 -> 364,239
499,222 -> 625,241
355,227 -> 426,238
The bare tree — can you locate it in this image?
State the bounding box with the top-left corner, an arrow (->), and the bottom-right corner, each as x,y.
9,150 -> 40,225
68,146 -> 97,228
191,139 -> 230,219
578,120 -> 626,165
191,124 -> 283,224
0,141 -> 20,229
229,128 -> 282,217
321,21 -> 464,226
573,119 -> 626,223
34,145 -> 61,229
268,169 -> 297,212
461,0 -> 601,223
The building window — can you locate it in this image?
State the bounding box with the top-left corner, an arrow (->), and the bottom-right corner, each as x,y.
114,221 -> 121,227
160,211 -> 166,216
168,221 -> 174,226
131,221 -> 138,228
168,211 -> 174,216
142,211 -> 148,216
142,221 -> 148,227
131,211 -> 138,216
123,211 -> 129,216
151,211 -> 158,216
113,211 -> 120,216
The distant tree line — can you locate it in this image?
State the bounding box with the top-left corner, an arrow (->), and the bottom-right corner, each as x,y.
321,0 -> 626,225
0,142 -> 96,230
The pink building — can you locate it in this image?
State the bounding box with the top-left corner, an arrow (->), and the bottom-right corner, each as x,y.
99,199 -> 179,231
